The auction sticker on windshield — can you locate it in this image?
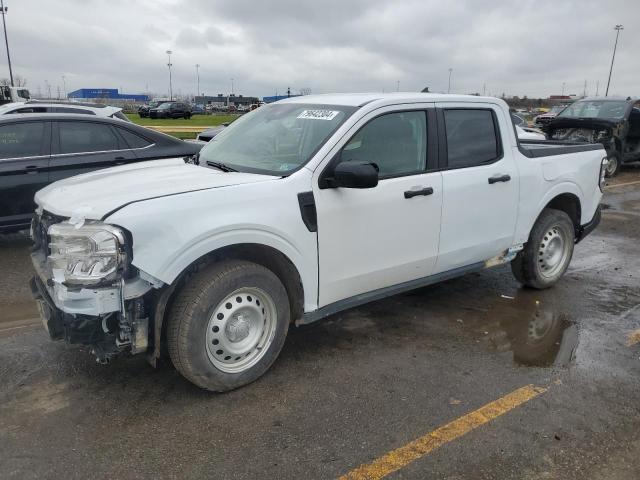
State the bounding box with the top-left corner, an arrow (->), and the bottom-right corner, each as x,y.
297,109 -> 340,121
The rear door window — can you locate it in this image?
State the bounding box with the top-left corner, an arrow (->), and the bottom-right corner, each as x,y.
444,109 -> 501,168
0,122 -> 46,158
58,121 -> 120,154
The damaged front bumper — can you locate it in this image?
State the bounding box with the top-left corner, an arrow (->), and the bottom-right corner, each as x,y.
30,249 -> 156,362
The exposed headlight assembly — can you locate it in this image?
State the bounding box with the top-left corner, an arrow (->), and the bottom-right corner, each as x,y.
48,222 -> 126,285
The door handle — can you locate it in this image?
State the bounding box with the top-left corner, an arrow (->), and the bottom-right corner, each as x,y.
404,187 -> 434,199
114,156 -> 126,165
488,174 -> 511,184
24,165 -> 39,174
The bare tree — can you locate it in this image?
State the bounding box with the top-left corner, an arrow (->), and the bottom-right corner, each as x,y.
14,75 -> 27,87
0,75 -> 27,87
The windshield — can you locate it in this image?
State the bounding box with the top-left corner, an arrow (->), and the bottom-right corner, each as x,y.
558,100 -> 628,120
158,103 -> 172,110
549,105 -> 565,114
199,103 -> 356,175
148,101 -> 159,108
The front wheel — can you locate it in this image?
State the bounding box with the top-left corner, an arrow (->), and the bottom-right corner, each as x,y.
167,261 -> 290,391
511,208 -> 575,289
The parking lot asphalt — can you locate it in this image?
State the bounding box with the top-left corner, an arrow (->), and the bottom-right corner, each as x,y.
1,170 -> 640,479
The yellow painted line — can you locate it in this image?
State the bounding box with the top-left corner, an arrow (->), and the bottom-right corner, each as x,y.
626,329 -> 640,347
606,180 -> 640,189
338,384 -> 548,480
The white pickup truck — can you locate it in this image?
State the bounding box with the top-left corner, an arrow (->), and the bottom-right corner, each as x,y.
30,93 -> 606,391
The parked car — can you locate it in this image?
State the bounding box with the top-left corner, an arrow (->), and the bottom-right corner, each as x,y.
138,100 -> 170,118
0,114 -> 201,232
534,105 -> 567,127
196,125 -> 227,142
30,93 -> 605,391
544,96 -> 640,177
0,100 -> 131,122
149,102 -> 192,119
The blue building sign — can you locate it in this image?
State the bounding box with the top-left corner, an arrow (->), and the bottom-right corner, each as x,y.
67,88 -> 149,102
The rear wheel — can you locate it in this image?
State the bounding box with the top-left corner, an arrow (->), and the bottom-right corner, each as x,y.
511,208 -> 575,289
605,153 -> 621,177
167,261 -> 290,391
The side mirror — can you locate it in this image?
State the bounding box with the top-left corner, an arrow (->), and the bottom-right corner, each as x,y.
333,161 -> 379,189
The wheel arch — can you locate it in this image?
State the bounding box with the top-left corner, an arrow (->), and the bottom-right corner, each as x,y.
148,242 -> 306,366
531,184 -> 584,238
542,192 -> 581,234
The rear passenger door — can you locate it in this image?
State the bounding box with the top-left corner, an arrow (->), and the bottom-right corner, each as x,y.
433,103 -> 519,274
49,120 -> 136,183
0,120 -> 51,228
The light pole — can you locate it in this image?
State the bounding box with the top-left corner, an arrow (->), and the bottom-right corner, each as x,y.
448,68 -> 452,93
230,77 -> 234,95
166,50 -> 173,100
62,75 -> 66,98
195,64 -> 200,98
1,0 -> 14,86
561,82 -> 566,96
605,24 -> 623,97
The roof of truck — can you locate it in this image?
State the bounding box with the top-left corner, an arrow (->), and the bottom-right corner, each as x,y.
277,92 -> 506,107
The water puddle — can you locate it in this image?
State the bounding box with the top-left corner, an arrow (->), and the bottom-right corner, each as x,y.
478,289 -> 578,368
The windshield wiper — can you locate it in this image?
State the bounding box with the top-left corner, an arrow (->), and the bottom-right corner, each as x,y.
206,160 -> 238,172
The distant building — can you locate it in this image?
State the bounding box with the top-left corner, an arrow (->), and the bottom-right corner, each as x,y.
195,94 -> 259,107
263,94 -> 302,103
67,88 -> 149,102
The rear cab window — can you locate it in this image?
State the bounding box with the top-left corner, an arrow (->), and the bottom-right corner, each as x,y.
442,108 -> 502,168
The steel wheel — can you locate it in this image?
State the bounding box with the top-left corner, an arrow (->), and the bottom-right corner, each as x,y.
536,225 -> 570,279
205,287 -> 278,374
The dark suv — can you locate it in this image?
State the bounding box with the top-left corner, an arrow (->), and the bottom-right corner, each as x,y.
149,102 -> 192,119
544,96 -> 640,177
138,100 -> 170,118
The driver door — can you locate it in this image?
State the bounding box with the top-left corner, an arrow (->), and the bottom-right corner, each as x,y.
313,106 -> 443,307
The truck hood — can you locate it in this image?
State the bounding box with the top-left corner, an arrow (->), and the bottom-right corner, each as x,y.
35,158 -> 278,220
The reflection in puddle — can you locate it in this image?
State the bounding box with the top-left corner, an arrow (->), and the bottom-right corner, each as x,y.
483,289 -> 578,368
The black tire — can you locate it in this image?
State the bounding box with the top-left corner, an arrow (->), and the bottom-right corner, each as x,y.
511,208 -> 575,289
184,113 -> 191,119
605,153 -> 621,178
167,260 -> 290,392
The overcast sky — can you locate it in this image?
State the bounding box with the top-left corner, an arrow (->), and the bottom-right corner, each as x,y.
2,0 -> 638,99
